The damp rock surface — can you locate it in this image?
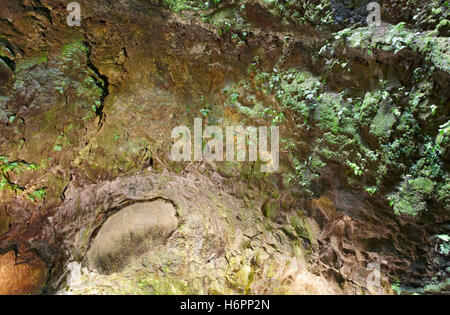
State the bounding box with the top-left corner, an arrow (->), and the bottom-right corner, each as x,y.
0,0 -> 448,295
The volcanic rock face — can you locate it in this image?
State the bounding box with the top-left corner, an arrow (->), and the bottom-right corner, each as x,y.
55,170 -> 343,295
0,0 -> 449,295
87,200 -> 179,274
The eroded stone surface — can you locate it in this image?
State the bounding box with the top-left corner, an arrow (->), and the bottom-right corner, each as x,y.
87,200 -> 178,274
0,249 -> 47,295
0,208 -> 9,236
57,169 -> 346,295
0,0 -> 448,295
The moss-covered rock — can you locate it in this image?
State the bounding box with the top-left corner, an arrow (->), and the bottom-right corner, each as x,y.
290,215 -> 316,246
1,0 -> 448,295
388,177 -> 436,216
262,198 -> 279,221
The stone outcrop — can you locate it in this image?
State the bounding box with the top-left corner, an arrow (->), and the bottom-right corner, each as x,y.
87,200 -> 179,274
0,0 -> 448,295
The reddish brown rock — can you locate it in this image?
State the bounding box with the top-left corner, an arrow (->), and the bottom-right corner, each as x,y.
0,249 -> 47,295
0,208 -> 9,236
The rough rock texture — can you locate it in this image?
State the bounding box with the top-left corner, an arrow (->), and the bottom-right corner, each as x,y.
0,207 -> 9,236
0,0 -> 449,295
87,200 -> 179,274
54,168 -> 351,294
0,248 -> 47,295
